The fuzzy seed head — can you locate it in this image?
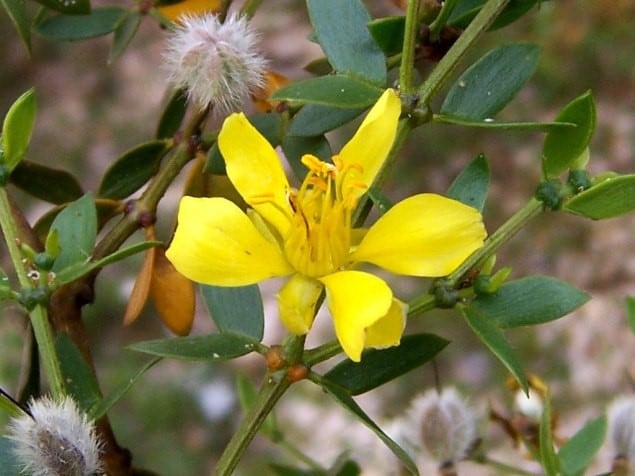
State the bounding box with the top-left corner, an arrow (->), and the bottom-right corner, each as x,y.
8,396 -> 103,476
163,13 -> 267,114
608,396 -> 635,460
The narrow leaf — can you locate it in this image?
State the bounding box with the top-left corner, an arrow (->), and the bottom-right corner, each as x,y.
200,285 -> 264,341
2,88 -> 36,172
156,88 -> 188,139
449,0 -> 541,31
441,43 -> 541,120
564,174 -> 635,220
50,194 -> 97,272
470,276 -> 589,328
31,0 -> 90,14
98,140 -> 167,199
447,153 -> 490,212
307,0 -> 386,84
55,240 -> 159,285
539,393 -> 560,476
434,114 -> 576,132
10,160 -> 83,204
34,7 -> 127,41
324,334 -> 449,395
317,378 -> 419,475
272,75 -> 383,109
109,11 -> 141,63
368,16 -> 405,56
462,306 -> 528,393
128,333 -> 258,361
542,91 -> 596,178
627,296 -> 635,334
558,415 -> 606,476
91,357 -> 161,419
289,105 -> 364,137
56,334 -> 102,412
1,0 -> 31,53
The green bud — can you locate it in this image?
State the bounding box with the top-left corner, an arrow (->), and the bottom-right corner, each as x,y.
473,275 -> 491,296
433,281 -> 459,308
535,179 -> 563,210
34,252 -> 55,271
567,169 -> 592,193
489,266 -> 512,292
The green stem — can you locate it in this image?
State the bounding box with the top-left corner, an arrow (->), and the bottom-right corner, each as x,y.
213,373 -> 291,476
303,340 -> 342,367
428,0 -> 458,41
417,0 -> 510,105
398,0 -> 420,95
0,188 -> 65,398
406,293 -> 437,318
447,197 -> 542,286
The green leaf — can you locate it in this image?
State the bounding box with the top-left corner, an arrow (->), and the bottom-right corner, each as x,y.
289,105 -> 364,137
156,88 -> 188,139
34,7 -> 126,41
0,437 -> 21,476
542,91 -> 596,178
32,0 -> 90,14
449,0 -> 542,30
2,88 -> 36,172
626,297 -> 635,334
108,10 -> 140,64
55,240 -> 159,285
128,333 -> 258,361
564,174 -> 635,219
98,140 -> 167,199
324,334 -> 449,395
462,305 -> 528,393
236,374 -> 278,439
434,114 -> 576,132
282,135 -> 332,181
10,160 -> 83,204
272,76 -> 383,109
1,0 -> 31,53
470,276 -> 589,328
441,43 -> 541,120
539,393 -> 560,476
306,0 -> 386,84
200,285 -> 264,342
317,378 -> 419,475
558,415 -> 606,476
90,357 -> 161,419
56,334 -> 102,412
447,153 -> 490,212
368,16 -> 405,56
50,194 -> 97,272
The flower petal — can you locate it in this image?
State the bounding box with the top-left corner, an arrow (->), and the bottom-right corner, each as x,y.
218,113 -> 293,236
166,196 -> 293,286
319,271 -> 392,362
338,89 -> 401,201
277,274 -> 323,335
351,194 -> 486,276
364,299 -> 408,349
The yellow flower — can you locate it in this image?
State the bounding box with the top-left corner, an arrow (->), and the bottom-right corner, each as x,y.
166,89 -> 486,361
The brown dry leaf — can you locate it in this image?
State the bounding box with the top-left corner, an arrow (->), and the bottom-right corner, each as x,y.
150,246 -> 195,336
157,0 -> 221,23
252,70 -> 291,113
123,228 -> 157,326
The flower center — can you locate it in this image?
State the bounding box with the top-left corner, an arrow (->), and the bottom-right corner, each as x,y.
283,154 -> 364,277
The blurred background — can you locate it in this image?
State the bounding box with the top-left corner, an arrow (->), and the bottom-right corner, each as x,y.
0,0 -> 634,474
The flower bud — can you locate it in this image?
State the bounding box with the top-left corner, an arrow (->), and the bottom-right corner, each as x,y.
8,396 -> 102,476
163,13 -> 267,114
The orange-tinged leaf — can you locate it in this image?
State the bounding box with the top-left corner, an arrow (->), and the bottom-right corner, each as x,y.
150,247 -> 196,336
252,71 -> 291,113
123,241 -> 156,326
156,0 -> 221,22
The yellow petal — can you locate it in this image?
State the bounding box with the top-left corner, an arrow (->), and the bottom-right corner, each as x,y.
277,274 -> 323,335
351,194 -> 486,276
364,299 -> 408,349
338,89 -> 401,201
166,196 -> 293,286
319,271 -> 392,362
218,113 -> 292,237
157,0 -> 221,22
